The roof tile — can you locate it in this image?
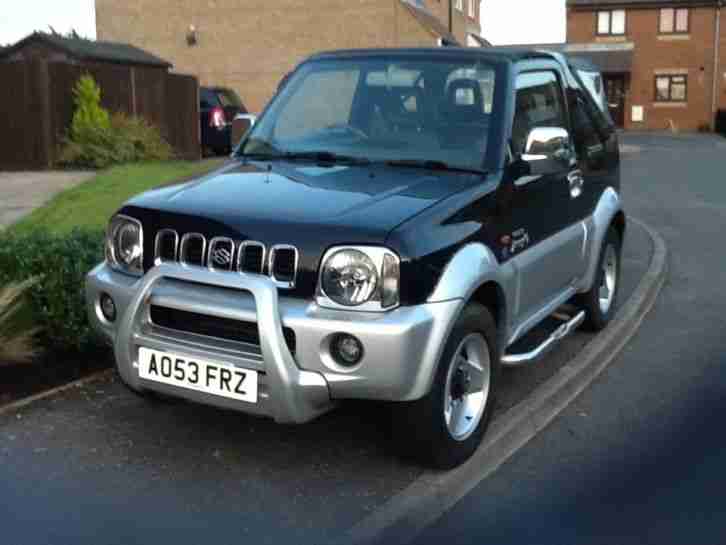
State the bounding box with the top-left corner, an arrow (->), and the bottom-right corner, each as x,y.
0,32 -> 172,68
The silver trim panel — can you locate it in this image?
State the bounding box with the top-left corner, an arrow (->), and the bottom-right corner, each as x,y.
575,187 -> 623,293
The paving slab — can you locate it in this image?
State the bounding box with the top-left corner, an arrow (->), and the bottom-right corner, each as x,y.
0,221 -> 650,545
0,171 -> 95,228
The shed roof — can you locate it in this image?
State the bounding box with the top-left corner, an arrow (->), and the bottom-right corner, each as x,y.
0,32 -> 172,68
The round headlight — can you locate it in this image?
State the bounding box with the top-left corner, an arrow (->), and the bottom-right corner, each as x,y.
106,215 -> 143,276
116,223 -> 142,266
321,249 -> 378,306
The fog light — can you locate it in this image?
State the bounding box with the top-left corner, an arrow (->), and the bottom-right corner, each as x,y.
331,333 -> 364,367
100,293 -> 116,322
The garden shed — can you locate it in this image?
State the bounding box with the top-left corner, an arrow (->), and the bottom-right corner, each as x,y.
0,32 -> 200,168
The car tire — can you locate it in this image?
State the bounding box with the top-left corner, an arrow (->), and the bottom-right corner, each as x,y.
392,303 -> 499,469
576,225 -> 622,331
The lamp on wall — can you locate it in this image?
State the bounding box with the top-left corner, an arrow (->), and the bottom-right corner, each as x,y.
186,24 -> 198,46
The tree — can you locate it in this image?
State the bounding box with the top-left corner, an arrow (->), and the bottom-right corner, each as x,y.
70,74 -> 111,141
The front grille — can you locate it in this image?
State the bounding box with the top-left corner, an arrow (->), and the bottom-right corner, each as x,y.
180,233 -> 206,266
153,230 -> 298,288
154,229 -> 178,263
238,241 -> 265,274
150,305 -> 296,354
208,237 -> 235,271
270,246 -> 297,284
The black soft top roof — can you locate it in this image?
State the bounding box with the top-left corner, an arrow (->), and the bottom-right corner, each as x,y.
307,47 -> 560,64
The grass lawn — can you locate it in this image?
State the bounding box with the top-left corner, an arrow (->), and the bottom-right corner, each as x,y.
12,159 -> 226,234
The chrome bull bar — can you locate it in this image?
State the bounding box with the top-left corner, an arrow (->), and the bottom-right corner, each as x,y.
114,263 -> 333,423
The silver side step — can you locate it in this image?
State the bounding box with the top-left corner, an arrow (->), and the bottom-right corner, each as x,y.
501,310 -> 586,367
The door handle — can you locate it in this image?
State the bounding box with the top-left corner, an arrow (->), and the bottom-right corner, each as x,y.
567,170 -> 584,199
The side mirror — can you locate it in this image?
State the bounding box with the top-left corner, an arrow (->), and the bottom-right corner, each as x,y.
231,113 -> 257,149
522,127 -> 573,165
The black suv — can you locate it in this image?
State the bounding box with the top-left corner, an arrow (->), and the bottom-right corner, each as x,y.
200,86 -> 246,155
88,48 -> 624,469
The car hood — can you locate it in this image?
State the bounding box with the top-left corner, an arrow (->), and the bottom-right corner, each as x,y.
125,160 -> 479,234
121,160 -> 482,297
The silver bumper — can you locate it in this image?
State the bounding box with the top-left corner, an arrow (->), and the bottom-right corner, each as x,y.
86,262 -> 461,423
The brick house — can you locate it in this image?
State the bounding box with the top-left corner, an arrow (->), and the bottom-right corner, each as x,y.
96,0 -> 485,114
567,0 -> 726,131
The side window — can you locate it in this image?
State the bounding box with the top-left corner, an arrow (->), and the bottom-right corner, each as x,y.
511,71 -> 567,155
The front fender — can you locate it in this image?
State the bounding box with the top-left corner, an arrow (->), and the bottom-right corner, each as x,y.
426,242 -> 516,359
427,242 -> 514,305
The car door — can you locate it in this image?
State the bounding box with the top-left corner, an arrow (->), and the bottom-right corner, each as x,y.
505,68 -> 586,332
568,84 -> 612,222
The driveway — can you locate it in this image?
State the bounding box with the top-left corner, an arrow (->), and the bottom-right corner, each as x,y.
0,171 -> 95,228
416,133 -> 726,545
0,219 -> 651,545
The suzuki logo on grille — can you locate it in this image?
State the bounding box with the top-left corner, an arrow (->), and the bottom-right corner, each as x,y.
212,247 -> 232,267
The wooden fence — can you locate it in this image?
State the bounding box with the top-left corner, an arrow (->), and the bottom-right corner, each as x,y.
0,60 -> 200,169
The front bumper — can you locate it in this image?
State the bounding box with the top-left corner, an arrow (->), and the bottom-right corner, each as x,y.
86,262 -> 462,423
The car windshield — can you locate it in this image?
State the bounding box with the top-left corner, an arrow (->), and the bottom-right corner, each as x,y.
240,56 -> 499,171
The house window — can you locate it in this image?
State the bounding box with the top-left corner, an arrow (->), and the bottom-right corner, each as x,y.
655,74 -> 687,102
455,0 -> 463,12
659,8 -> 689,34
597,9 -> 626,35
468,0 -> 475,18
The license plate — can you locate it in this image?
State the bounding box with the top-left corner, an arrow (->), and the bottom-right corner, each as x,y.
138,347 -> 258,403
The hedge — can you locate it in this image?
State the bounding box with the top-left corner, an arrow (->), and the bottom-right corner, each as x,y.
0,229 -> 105,354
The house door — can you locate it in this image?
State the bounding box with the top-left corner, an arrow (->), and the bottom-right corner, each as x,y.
604,75 -> 626,127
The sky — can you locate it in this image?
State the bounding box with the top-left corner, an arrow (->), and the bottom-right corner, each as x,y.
0,0 -> 564,47
480,0 -> 566,45
0,0 -> 96,45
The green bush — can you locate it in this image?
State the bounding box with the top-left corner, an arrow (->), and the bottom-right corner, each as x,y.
59,112 -> 173,169
70,74 -> 111,140
58,75 -> 173,169
0,229 -> 105,354
110,113 -> 174,162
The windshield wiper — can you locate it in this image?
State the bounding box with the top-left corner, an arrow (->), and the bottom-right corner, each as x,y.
238,148 -> 370,166
280,151 -> 371,165
383,159 -> 488,176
